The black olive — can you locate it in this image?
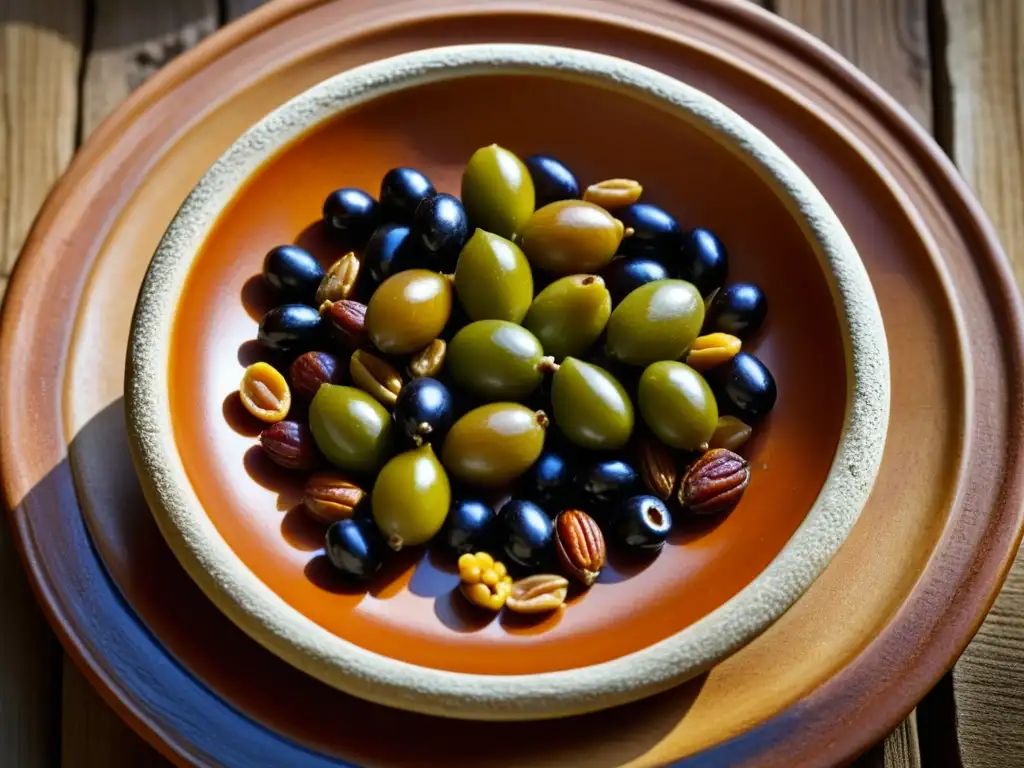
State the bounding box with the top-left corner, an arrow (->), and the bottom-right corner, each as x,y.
322,188 -> 379,249
524,154 -> 581,208
499,499 -> 555,570
362,223 -> 422,284
325,518 -> 386,581
443,499 -> 498,555
519,449 -> 574,510
578,458 -> 640,516
706,352 -> 777,422
704,282 -> 767,338
393,377 -> 454,448
616,203 -> 683,264
379,167 -> 436,223
261,245 -> 324,304
257,304 -> 322,353
610,496 -> 672,553
678,228 -> 728,297
411,193 -> 469,271
600,257 -> 670,305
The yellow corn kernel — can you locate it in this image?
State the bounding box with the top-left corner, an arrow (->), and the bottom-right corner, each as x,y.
473,551 -> 494,568
482,569 -> 499,587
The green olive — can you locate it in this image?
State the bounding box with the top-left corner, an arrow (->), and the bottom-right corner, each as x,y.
371,444 -> 451,550
461,144 -> 535,240
605,279 -> 704,366
519,200 -> 624,274
523,274 -> 611,361
550,357 -> 634,450
638,361 -> 718,450
448,320 -> 550,401
454,229 -> 534,323
365,269 -> 452,355
441,403 -> 548,486
309,385 -> 394,472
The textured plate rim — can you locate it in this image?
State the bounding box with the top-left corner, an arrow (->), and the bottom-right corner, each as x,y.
125,42 -> 889,720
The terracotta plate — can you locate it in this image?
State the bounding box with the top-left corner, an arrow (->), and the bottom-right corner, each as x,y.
2,0 -> 1022,766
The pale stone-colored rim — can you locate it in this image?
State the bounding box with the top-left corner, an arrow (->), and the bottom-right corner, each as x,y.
126,44 -> 889,721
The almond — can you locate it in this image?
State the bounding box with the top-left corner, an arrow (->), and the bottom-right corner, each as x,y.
638,435 -> 678,501
679,448 -> 750,514
555,509 -> 606,587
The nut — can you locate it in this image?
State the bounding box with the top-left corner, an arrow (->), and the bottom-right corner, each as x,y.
554,509 -> 606,587
638,435 -> 679,500
458,551 -> 512,611
685,333 -> 742,372
582,178 -> 643,209
349,349 -> 403,407
239,362 -> 291,422
259,421 -> 319,470
303,472 -> 366,523
709,416 -> 753,452
408,338 -> 447,379
289,351 -> 343,401
679,448 -> 750,514
321,299 -> 368,350
316,251 -> 360,305
505,574 -> 569,614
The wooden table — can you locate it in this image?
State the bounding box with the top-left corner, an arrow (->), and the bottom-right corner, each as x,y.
1,1 -> 1020,765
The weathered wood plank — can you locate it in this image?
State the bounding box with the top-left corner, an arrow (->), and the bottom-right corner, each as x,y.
61,658 -> 171,768
224,0 -> 269,21
0,3 -> 85,767
775,0 -> 932,128
773,4 -> 932,765
943,2 -> 1024,766
81,0 -> 218,137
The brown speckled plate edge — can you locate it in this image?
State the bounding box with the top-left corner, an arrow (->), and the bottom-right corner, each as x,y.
0,0 -> 1021,766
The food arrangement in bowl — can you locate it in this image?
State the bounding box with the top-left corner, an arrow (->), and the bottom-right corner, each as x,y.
238,143 -> 777,615
127,44 -> 888,719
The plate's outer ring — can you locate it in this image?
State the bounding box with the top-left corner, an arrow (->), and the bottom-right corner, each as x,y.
0,0 -> 1021,765
127,42 -> 889,721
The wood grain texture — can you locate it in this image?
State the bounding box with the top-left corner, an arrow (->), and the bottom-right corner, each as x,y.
773,6 -> 932,767
945,2 -> 1024,766
61,658 -> 171,768
774,0 -> 932,128
942,16 -> 1024,737
81,0 -> 218,136
0,2 -> 84,766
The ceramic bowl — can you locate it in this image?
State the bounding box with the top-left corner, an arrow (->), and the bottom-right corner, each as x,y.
126,43 -> 889,720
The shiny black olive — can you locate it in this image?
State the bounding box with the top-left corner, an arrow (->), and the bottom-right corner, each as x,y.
520,449 -> 574,509
443,499 -> 498,555
325,518 -> 386,580
363,223 -> 421,284
578,458 -> 640,512
379,167 -> 436,223
600,257 -> 670,305
411,193 -> 469,271
706,351 -> 777,422
678,228 -> 728,297
704,282 -> 767,338
499,499 -> 555,570
524,154 -> 581,208
610,495 -> 672,553
393,377 -> 454,448
257,304 -> 322,353
616,203 -> 683,264
262,245 -> 324,304
322,188 -> 379,249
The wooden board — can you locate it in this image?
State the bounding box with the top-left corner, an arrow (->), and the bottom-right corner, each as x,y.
943,5 -> 1024,767
5,0 -> 1024,765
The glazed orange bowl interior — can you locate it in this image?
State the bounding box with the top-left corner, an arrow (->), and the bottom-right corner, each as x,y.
169,71 -> 846,676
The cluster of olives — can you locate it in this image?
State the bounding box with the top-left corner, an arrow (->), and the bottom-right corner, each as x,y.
240,144 -> 776,601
